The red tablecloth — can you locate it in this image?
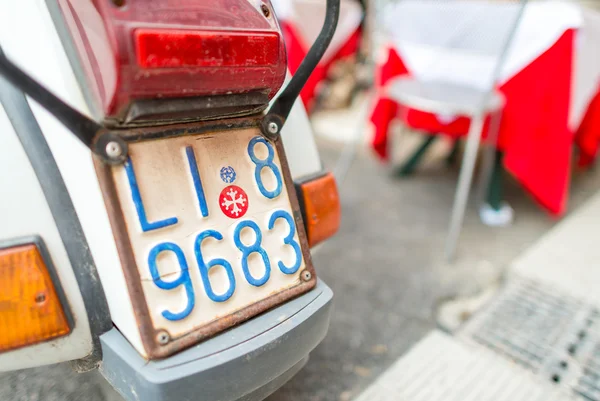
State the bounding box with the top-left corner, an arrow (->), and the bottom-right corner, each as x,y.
370,29 -> 576,216
575,87 -> 600,168
281,21 -> 361,110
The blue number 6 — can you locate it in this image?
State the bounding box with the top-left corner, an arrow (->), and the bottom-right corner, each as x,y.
234,220 -> 271,286
268,210 -> 302,274
248,136 -> 282,199
194,230 -> 236,302
148,242 -> 195,321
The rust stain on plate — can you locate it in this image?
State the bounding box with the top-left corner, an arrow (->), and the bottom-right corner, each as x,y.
94,117 -> 316,359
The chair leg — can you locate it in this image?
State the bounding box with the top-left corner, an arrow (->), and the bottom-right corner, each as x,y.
446,140 -> 460,166
486,151 -> 504,211
445,116 -> 485,262
475,109 -> 503,208
396,135 -> 437,177
474,110 -> 514,227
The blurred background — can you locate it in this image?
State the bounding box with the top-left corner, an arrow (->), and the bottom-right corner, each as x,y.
5,0 -> 600,400
265,1 -> 600,399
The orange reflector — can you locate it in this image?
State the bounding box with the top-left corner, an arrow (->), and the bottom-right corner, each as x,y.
0,243 -> 71,352
298,173 -> 341,247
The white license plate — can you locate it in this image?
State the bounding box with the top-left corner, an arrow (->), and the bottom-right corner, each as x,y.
100,126 -> 315,358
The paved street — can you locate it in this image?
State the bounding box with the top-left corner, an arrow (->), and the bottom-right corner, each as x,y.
3,139 -> 600,401
267,140 -> 600,401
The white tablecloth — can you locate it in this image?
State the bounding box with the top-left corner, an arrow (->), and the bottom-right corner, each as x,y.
382,1 -> 582,90
571,7 -> 600,129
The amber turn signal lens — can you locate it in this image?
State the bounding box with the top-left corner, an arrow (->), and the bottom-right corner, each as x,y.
298,173 -> 341,247
0,244 -> 71,352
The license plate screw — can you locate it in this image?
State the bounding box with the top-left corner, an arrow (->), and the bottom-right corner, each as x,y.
261,115 -> 283,140
301,270 -> 312,282
156,331 -> 170,345
267,122 -> 279,135
106,141 -> 123,158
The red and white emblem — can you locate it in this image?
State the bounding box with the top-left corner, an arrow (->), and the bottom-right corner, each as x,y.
219,185 -> 249,219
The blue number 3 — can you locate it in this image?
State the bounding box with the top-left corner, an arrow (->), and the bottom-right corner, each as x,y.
248,136 -> 282,199
269,210 -> 302,274
148,242 -> 195,321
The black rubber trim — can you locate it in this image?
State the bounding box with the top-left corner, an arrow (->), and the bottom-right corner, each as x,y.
0,236 -> 75,340
0,68 -> 112,372
267,0 -> 340,122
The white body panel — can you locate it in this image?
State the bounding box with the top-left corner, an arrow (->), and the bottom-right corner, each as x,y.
0,0 -> 321,366
280,96 -> 323,179
0,0 -> 143,361
0,105 -> 93,371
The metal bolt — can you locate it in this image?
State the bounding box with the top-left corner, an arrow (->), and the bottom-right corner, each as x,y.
261,4 -> 271,17
267,121 -> 279,135
301,270 -> 312,282
105,141 -> 122,158
35,292 -> 46,304
156,331 -> 170,345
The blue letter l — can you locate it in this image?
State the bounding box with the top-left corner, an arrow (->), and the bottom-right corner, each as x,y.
124,157 -> 178,232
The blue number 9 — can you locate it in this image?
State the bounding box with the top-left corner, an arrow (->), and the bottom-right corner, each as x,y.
234,220 -> 271,286
248,136 -> 282,199
148,242 -> 195,321
268,210 -> 302,274
194,230 -> 236,302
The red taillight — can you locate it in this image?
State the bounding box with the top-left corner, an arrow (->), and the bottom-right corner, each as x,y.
56,0 -> 287,119
135,30 -> 281,69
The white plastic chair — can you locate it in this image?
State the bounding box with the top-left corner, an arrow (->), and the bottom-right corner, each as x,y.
381,0 -> 527,261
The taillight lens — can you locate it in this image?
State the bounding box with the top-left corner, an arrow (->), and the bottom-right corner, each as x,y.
0,243 -> 71,352
135,30 -> 281,69
297,173 -> 341,248
56,0 -> 287,119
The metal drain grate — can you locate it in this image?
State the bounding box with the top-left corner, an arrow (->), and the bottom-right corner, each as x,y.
461,279 -> 585,371
574,340 -> 600,401
459,279 -> 600,401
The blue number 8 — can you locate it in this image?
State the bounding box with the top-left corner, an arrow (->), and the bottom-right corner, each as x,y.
248,136 -> 282,199
234,220 -> 271,286
194,230 -> 236,302
148,242 -> 195,321
268,210 -> 302,274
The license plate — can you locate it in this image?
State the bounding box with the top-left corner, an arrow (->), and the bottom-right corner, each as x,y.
96,123 -> 316,358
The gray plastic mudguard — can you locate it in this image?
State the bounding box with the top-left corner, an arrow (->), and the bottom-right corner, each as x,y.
99,279 -> 333,401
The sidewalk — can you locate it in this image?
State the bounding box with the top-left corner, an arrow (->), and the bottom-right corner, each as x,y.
354,190 -> 600,401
